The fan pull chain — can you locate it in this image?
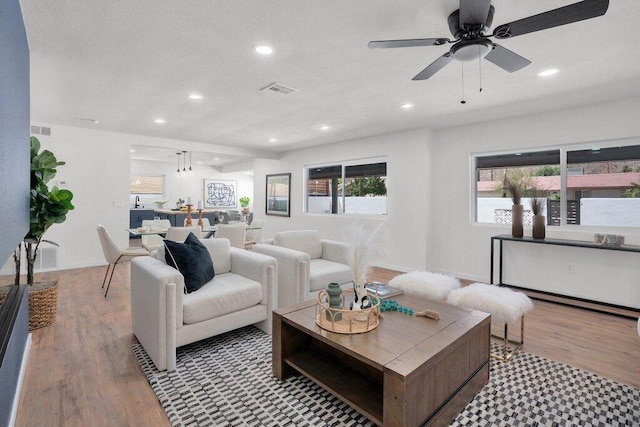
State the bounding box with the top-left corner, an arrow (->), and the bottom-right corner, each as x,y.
478,45 -> 483,92
460,63 -> 466,104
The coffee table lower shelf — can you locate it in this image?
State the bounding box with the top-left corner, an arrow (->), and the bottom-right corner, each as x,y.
286,348 -> 384,425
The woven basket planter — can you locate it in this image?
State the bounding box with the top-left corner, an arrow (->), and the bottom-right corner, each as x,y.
0,280 -> 58,330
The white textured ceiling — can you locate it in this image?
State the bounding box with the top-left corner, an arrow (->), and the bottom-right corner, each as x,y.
21,0 -> 640,165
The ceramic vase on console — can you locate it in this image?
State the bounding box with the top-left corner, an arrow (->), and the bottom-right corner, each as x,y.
326,282 -> 342,321
512,204 -> 524,238
532,215 -> 546,239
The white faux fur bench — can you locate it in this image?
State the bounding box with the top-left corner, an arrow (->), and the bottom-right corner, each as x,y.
388,271 -> 461,300
447,282 -> 533,363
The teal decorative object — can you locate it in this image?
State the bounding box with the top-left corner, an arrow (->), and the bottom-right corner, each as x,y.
379,299 -> 413,315
326,282 -> 343,321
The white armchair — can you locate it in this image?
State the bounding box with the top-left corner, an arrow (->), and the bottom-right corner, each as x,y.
130,238 -> 277,371
252,230 -> 352,308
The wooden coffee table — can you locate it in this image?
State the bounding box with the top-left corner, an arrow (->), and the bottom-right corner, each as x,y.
273,294 -> 490,426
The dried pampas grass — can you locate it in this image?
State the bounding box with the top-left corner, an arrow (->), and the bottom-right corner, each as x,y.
346,220 -> 386,285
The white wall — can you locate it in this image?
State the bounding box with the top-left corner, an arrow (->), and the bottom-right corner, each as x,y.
253,128 -> 433,271
0,123 -> 255,273
430,96 -> 640,308
9,96 -> 640,309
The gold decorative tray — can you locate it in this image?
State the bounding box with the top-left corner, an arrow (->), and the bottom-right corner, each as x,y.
315,288 -> 380,334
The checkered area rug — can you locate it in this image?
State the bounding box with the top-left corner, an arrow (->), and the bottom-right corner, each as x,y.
133,326 -> 640,426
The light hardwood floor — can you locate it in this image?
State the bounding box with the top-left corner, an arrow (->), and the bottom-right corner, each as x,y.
5,265 -> 640,426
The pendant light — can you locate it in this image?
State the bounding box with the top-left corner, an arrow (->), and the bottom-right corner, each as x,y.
188,151 -> 193,176
176,152 -> 181,176
182,150 -> 187,176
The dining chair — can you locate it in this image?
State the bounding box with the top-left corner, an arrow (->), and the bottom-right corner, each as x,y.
97,224 -> 149,297
214,223 -> 246,249
244,219 -> 264,249
141,219 -> 171,252
165,225 -> 202,242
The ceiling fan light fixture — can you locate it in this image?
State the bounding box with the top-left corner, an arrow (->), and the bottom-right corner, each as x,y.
451,40 -> 493,62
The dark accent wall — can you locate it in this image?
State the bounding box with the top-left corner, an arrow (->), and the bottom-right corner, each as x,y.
0,0 -> 30,424
0,0 -> 31,267
0,286 -> 29,427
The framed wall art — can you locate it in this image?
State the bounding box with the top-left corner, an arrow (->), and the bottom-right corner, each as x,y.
204,179 -> 237,208
266,173 -> 291,217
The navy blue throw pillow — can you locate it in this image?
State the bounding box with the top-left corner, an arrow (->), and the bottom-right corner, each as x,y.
164,232 -> 215,293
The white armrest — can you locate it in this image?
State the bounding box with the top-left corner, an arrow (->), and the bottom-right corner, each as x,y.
322,239 -> 350,265
230,247 -> 277,306
131,256 -> 184,371
252,244 -> 310,308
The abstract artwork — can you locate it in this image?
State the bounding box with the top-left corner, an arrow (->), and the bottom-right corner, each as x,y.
266,173 -> 290,217
204,180 -> 237,208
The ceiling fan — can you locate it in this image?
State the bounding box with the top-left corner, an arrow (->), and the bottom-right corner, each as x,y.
368,0 -> 609,80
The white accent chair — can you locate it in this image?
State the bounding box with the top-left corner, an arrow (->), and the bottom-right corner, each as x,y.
96,224 -> 149,297
141,219 -> 171,252
130,238 -> 277,371
252,230 -> 352,308
215,223 -> 246,249
244,219 -> 264,249
165,225 -> 202,242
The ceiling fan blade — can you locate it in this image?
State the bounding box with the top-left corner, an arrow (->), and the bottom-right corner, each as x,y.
459,0 -> 493,27
368,38 -> 449,49
484,44 -> 531,73
412,53 -> 454,80
493,0 -> 609,39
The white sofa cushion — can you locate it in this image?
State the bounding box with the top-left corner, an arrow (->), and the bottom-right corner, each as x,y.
182,272 -> 263,324
309,258 -> 353,292
274,230 -> 323,259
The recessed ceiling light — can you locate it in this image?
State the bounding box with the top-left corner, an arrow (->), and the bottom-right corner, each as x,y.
213,157 -> 220,161
537,68 -> 560,77
153,118 -> 166,124
254,45 -> 273,55
401,103 -> 414,110
269,138 -> 278,143
130,148 -> 136,153
319,125 -> 330,131
188,93 -> 203,100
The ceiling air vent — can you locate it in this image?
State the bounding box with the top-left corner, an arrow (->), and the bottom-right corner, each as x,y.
31,125 -> 51,136
261,82 -> 297,95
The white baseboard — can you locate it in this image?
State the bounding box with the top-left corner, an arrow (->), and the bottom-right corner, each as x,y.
9,333 -> 31,427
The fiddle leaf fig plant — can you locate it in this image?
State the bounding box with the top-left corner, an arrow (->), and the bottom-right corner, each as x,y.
14,137 -> 74,285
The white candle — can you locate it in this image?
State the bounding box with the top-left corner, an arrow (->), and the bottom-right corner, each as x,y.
187,197 -> 192,204
197,200 -> 203,210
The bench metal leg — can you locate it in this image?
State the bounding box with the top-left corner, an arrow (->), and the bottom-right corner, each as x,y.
491,315 -> 525,363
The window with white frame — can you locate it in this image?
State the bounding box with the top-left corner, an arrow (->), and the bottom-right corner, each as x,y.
474,143 -> 640,228
306,159 -> 387,215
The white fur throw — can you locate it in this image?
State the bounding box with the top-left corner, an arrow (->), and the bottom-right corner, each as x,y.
388,271 -> 461,300
447,283 -> 533,324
